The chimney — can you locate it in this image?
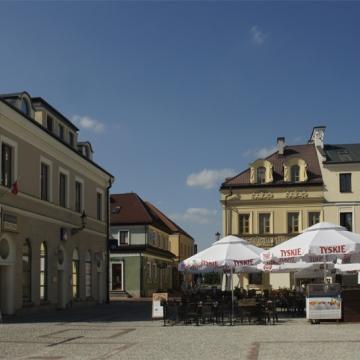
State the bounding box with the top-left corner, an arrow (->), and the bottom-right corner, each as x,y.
309,126 -> 326,149
277,137 -> 285,155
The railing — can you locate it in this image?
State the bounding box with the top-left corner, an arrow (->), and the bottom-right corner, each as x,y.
239,233 -> 297,249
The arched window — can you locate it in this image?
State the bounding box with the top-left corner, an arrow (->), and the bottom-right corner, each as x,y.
72,248 -> 80,299
40,242 -> 48,301
257,167 -> 266,184
291,165 -> 300,183
22,239 -> 32,303
85,251 -> 92,298
20,98 -> 29,116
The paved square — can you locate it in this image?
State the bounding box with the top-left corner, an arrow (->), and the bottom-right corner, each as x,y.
2,301 -> 360,360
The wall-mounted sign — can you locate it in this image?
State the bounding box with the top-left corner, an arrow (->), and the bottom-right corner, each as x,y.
2,213 -> 17,233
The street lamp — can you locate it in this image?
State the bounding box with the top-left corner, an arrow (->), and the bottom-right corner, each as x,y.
215,231 -> 221,241
71,210 -> 87,235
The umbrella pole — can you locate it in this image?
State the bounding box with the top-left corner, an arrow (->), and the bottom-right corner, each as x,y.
231,267 -> 234,326
323,255 -> 327,284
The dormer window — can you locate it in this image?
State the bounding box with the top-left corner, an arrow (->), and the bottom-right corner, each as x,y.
59,124 -> 64,140
47,115 -> 54,132
257,167 -> 266,184
20,98 -> 29,116
290,165 -> 300,183
250,159 -> 273,184
69,132 -> 74,147
284,158 -> 308,183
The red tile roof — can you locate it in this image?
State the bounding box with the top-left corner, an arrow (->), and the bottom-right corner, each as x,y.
145,202 -> 194,240
110,193 -> 193,239
221,144 -> 323,189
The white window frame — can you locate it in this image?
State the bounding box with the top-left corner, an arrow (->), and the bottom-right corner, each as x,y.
0,135 -> 18,188
96,187 -> 105,222
58,167 -> 70,208
117,230 -> 129,246
39,156 -> 53,202
74,176 -> 85,212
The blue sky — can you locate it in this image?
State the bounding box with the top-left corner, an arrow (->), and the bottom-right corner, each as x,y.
1,2 -> 360,250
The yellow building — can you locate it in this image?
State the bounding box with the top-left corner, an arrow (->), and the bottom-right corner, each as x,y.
220,127 -> 360,289
220,132 -> 325,289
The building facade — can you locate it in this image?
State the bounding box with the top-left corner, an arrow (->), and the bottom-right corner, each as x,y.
0,92 -> 113,315
109,193 -> 194,297
220,127 -> 360,289
220,133 -> 325,289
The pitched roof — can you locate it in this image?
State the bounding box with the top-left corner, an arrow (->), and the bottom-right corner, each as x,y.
145,202 -> 194,240
323,144 -> 360,164
221,144 -> 323,189
110,193 -> 172,234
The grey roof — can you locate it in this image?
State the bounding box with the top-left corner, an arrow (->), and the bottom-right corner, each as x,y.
323,144 -> 360,164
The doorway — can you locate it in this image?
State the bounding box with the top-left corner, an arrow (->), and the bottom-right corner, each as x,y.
111,262 -> 124,291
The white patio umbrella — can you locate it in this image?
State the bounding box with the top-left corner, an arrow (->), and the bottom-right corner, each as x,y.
178,235 -> 263,324
256,260 -> 330,273
260,222 -> 360,282
179,235 -> 263,273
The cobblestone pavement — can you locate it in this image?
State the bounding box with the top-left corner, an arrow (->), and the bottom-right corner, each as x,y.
1,301 -> 360,360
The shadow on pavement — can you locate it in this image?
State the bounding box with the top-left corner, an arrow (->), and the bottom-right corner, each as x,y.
3,300 -> 153,324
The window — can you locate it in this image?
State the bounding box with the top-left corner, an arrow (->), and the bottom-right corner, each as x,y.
47,115 -> 53,132
41,163 -> 50,201
340,212 -> 352,232
96,192 -> 103,221
119,231 -> 129,245
84,146 -> 90,158
259,213 -> 270,234
75,181 -> 82,212
153,264 -> 157,281
1,143 -> 13,187
59,173 -> 67,208
308,212 -> 320,227
22,239 -> 31,303
257,167 -> 266,184
58,124 -> 64,140
288,212 -> 299,233
20,98 -> 29,116
40,242 -> 48,301
340,173 -> 352,193
291,165 -> 300,183
249,273 -> 262,285
147,262 -> 151,280
72,248 -> 80,299
69,132 -> 75,147
85,251 -> 92,298
239,214 -> 250,234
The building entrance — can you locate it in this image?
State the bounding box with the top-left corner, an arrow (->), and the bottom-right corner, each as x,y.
111,263 -> 123,291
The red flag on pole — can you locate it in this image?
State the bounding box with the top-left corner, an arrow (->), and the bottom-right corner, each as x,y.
11,180 -> 18,195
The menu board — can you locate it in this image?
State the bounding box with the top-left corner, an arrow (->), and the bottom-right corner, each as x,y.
306,297 -> 342,320
152,292 -> 168,319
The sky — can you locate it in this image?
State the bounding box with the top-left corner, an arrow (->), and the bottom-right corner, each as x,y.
1,1 -> 360,250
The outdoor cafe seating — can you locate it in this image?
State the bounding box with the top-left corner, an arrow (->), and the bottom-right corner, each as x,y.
162,288 -> 305,326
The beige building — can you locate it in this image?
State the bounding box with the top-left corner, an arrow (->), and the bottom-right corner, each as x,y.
312,126 -> 360,233
220,133 -> 325,289
0,92 -> 113,315
220,127 -> 360,289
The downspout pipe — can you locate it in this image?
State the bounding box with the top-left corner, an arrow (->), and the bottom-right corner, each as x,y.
106,176 -> 114,304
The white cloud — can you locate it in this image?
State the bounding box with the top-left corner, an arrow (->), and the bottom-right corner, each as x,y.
171,208 -> 217,225
186,168 -> 237,189
242,146 -> 277,159
250,25 -> 267,45
72,115 -> 105,133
